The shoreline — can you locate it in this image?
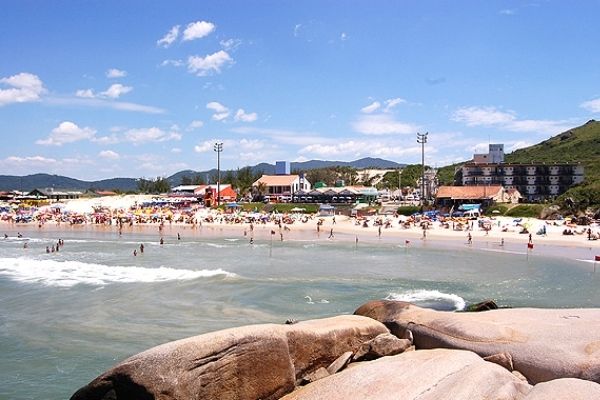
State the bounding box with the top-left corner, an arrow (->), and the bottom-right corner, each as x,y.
3,214 -> 600,262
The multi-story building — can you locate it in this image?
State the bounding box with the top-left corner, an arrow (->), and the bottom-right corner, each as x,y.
461,144 -> 584,202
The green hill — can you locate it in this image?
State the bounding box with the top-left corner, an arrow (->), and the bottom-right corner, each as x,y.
505,119 -> 600,184
437,120 -> 600,210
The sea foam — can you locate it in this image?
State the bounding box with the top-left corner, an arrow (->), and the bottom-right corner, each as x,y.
385,289 -> 466,311
0,257 -> 236,287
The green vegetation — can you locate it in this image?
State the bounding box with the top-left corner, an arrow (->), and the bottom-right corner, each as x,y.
485,204 -> 509,215
504,204 -> 544,218
137,177 -> 171,194
396,206 -> 420,216
505,120 -> 600,210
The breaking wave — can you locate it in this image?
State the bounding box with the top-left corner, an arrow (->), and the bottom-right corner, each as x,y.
385,289 -> 466,311
0,257 -> 236,287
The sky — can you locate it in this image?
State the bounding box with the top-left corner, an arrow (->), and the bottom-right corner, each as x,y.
1,0 -> 600,181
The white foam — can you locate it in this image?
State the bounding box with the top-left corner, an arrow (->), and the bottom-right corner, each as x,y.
0,257 -> 237,287
385,289 -> 466,311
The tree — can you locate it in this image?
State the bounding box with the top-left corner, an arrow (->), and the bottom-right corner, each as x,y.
137,176 -> 171,194
180,176 -> 192,185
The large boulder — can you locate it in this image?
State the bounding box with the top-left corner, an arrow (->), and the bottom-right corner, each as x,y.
71,315 -> 388,400
523,378 -> 600,399
281,348 -> 531,400
355,300 -> 600,384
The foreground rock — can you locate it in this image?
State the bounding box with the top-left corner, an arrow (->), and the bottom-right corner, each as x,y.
355,300 -> 600,384
282,348 -> 531,400
523,378 -> 600,399
71,315 -> 388,400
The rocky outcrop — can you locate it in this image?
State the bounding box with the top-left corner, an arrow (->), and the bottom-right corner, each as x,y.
523,378 -> 600,399
354,300 -> 600,384
70,315 -> 388,400
281,348 -> 532,400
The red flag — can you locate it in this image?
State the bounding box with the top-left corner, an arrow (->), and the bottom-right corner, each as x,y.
527,243 -> 534,249
595,255 -> 600,261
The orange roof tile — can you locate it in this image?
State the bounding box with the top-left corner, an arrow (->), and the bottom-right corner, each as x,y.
254,175 -> 298,186
436,185 -> 503,200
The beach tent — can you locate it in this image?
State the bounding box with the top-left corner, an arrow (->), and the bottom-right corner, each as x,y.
318,204 -> 335,216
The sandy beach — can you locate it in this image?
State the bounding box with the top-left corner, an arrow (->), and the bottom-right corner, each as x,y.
3,195 -> 600,262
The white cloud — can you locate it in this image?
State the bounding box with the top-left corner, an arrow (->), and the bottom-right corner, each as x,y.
36,121 -> 96,146
383,97 -> 406,112
106,68 -> 127,78
581,98 -> 600,113
187,51 -> 233,76
298,139 -> 424,159
239,138 -> 264,150
361,101 -> 381,114
157,25 -> 180,47
452,106 -> 516,126
171,147 -> 182,153
92,134 -> 119,145
500,9 -> 516,15
207,101 -> 230,121
231,126 -> 337,146
75,89 -> 95,98
4,155 -> 57,165
352,114 -> 418,135
0,72 -> 46,106
293,24 -> 302,37
188,120 -> 204,130
101,83 -> 132,99
98,150 -> 120,159
340,32 -> 348,41
124,127 -> 181,144
220,38 -> 242,51
194,140 -> 214,153
507,141 -> 533,152
161,59 -> 185,67
453,106 -> 575,135
49,96 -> 164,114
234,108 -> 258,122
182,21 -> 215,41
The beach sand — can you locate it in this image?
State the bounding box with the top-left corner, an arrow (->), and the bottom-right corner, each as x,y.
3,210 -> 600,262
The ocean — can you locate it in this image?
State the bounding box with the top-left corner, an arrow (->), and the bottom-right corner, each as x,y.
1,226 -> 599,399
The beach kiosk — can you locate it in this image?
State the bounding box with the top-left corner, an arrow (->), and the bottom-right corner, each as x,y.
319,204 -> 335,217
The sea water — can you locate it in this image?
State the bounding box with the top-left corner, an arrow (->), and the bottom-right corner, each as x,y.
1,228 -> 599,399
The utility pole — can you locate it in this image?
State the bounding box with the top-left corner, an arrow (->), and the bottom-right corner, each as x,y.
416,132 -> 428,208
213,142 -> 223,207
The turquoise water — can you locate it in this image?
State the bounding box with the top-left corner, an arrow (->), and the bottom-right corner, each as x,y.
1,226 -> 599,399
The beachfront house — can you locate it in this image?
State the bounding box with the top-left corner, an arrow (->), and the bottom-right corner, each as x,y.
292,185 -> 378,204
460,144 -> 585,202
170,184 -> 237,205
253,174 -> 311,202
435,185 -> 520,213
28,188 -> 83,201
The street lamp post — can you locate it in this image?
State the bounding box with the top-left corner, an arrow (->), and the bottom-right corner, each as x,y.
213,142 -> 223,207
416,132 -> 428,208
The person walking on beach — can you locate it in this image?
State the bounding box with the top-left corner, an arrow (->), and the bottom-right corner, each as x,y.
528,233 -> 532,244
467,233 -> 472,245
160,237 -> 164,245
333,216 -> 336,225
140,243 -> 144,253
177,233 -> 181,240
328,228 -> 334,239
378,225 -> 382,239
133,249 -> 137,256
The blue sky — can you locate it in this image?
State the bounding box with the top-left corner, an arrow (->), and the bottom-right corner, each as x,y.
1,0 -> 599,180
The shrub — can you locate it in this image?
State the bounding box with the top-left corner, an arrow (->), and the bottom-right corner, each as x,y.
485,204 -> 508,215
504,204 -> 544,218
396,206 -> 420,216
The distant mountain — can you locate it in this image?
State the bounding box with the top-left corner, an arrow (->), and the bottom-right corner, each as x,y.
0,174 -> 139,192
292,157 -> 404,170
0,158 -> 405,191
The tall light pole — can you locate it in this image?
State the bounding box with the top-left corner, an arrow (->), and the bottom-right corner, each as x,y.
213,142 -> 223,207
416,132 -> 428,208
